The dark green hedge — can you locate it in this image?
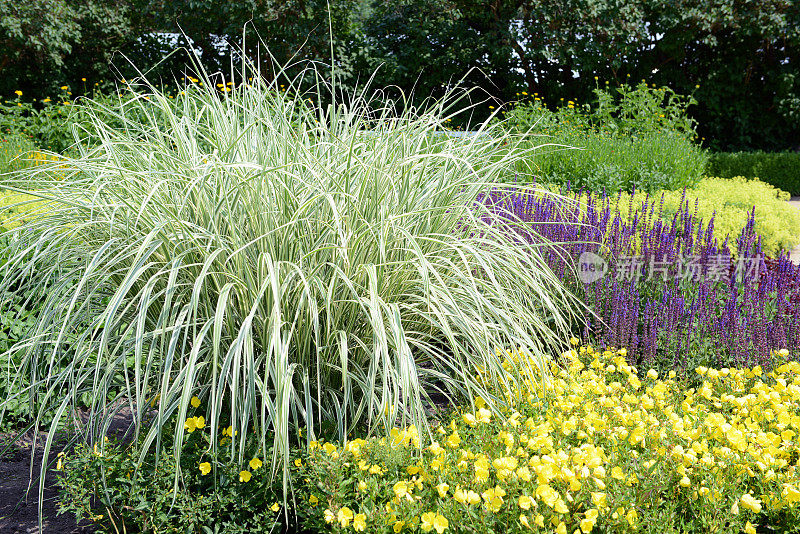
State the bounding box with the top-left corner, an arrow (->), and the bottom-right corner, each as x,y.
706,152 -> 800,196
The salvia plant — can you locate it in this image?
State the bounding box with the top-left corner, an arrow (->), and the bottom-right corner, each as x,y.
481,184 -> 800,372
0,56 -> 583,505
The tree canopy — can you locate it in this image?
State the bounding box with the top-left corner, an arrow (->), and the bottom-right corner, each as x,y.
1,0 -> 797,150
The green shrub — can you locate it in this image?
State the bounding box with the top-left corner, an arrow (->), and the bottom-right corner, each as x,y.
501,81 -> 707,193
0,61 -> 582,501
706,151 -> 800,196
523,130 -> 707,193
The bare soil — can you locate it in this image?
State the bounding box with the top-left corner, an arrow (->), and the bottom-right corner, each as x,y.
0,404 -> 139,534
0,429 -> 93,534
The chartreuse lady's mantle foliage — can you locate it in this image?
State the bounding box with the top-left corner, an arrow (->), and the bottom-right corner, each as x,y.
298,344 -> 800,534
0,64 -> 580,494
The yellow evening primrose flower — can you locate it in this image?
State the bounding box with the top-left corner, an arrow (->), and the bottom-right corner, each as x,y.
337,507 -> 354,527
324,509 -> 335,523
194,416 -> 205,429
199,462 -> 211,475
353,513 -> 367,531
184,417 -> 197,433
249,457 -> 263,470
270,503 -> 280,512
295,458 -> 302,467
14,90 -> 22,96
436,483 -> 449,497
446,432 -> 461,448
739,494 -> 762,513
190,396 -> 201,408
518,495 -> 534,510
421,512 -> 448,533
309,494 -> 319,506
744,522 -> 756,534
394,481 -> 411,500
393,520 -> 405,533
239,470 -> 252,482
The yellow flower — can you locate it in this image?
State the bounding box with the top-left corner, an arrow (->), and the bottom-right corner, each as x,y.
194,416 -> 205,429
520,515 -> 531,529
60,85 -> 68,90
249,457 -> 263,470
739,494 -> 762,513
744,522 -> 756,534
239,470 -> 251,482
393,521 -> 405,532
309,494 -> 319,506
394,481 -> 411,500
43,98 -> 51,103
14,90 -> 22,96
446,432 -> 461,448
436,483 -> 449,497
199,462 -> 211,475
421,512 -> 448,533
324,509 -> 335,523
184,417 -> 197,433
518,495 -> 534,510
270,502 -> 280,512
190,396 -> 201,408
482,486 -> 506,513
294,458 -> 302,467
590,492 -> 606,508
353,513 -> 367,531
337,506 -> 354,527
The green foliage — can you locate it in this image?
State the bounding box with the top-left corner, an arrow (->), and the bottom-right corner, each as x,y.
2,1 -> 798,150
0,0 -> 133,98
0,89 -> 80,152
57,417 -> 285,534
706,151 -> 800,196
502,82 -> 707,193
0,135 -> 37,174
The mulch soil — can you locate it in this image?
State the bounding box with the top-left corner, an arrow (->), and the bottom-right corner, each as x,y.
0,429 -> 93,534
0,405 -> 140,534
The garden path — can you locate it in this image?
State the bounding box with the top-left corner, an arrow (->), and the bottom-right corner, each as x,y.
791,197 -> 800,264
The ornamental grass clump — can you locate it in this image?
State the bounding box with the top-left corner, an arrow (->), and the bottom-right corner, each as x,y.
0,61 -> 581,496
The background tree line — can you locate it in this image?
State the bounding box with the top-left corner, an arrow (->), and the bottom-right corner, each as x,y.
1,0 -> 798,150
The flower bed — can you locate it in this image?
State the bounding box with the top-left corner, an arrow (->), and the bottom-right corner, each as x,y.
479,186 -> 800,371
297,345 -> 800,533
